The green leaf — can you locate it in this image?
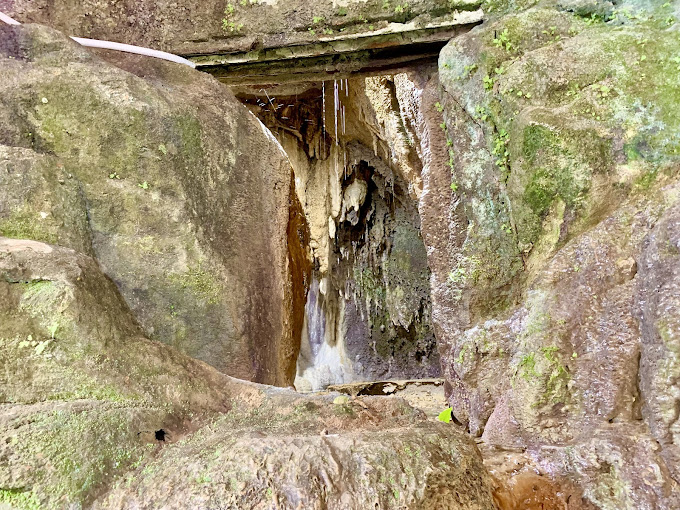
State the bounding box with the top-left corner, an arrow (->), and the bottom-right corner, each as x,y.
34,340 -> 50,355
437,407 -> 453,423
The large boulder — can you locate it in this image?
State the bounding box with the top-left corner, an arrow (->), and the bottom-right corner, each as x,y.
419,1 -> 680,507
0,237 -> 497,509
430,0 -> 680,439
0,23 -> 304,385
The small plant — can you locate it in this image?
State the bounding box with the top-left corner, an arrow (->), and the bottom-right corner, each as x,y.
483,74 -> 494,90
492,128 -> 510,169
566,82 -> 580,98
475,105 -> 490,122
312,15 -> 324,24
583,12 -> 607,25
516,352 -> 538,381
434,101 -> 444,113
597,84 -> 611,98
541,345 -> 560,364
542,26 -> 558,40
108,172 -> 120,179
382,0 -> 390,10
323,28 -> 333,34
492,28 -> 513,51
158,143 -> 168,155
464,63 -> 478,74
337,6 -> 348,16
221,3 -> 244,33
138,181 -> 149,190
448,148 -> 455,170
450,181 -> 458,192
448,266 -> 466,284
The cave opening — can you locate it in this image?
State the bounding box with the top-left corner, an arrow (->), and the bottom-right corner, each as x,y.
232,66 -> 441,391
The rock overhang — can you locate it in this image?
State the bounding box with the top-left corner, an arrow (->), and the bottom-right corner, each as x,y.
3,0 -> 483,87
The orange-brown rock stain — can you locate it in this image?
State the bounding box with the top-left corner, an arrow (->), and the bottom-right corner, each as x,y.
283,175 -> 312,385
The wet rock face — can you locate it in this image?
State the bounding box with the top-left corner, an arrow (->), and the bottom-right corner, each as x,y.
0,237 -> 497,509
241,74 -> 442,390
0,23 -> 303,386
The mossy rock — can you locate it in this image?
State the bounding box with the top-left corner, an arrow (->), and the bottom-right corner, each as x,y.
0,23 -> 302,386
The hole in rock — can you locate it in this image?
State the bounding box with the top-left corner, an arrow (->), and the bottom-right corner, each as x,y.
231,64 -> 443,392
155,429 -> 166,442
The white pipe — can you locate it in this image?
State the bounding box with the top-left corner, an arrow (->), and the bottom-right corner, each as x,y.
70,37 -> 195,68
0,11 -> 195,68
0,12 -> 20,25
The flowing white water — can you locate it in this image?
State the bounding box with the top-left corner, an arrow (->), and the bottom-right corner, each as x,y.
294,278 -> 353,391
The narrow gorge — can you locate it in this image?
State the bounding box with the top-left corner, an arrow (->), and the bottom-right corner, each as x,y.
0,0 -> 679,509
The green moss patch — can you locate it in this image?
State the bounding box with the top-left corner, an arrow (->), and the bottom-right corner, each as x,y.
0,209 -> 57,244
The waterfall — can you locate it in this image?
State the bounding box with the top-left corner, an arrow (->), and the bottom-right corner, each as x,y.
294,278 -> 353,391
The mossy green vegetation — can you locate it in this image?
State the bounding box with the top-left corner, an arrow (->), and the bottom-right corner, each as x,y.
0,209 -> 57,244
168,264 -> 222,305
0,489 -> 41,510
7,403 -> 164,508
513,345 -> 570,406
